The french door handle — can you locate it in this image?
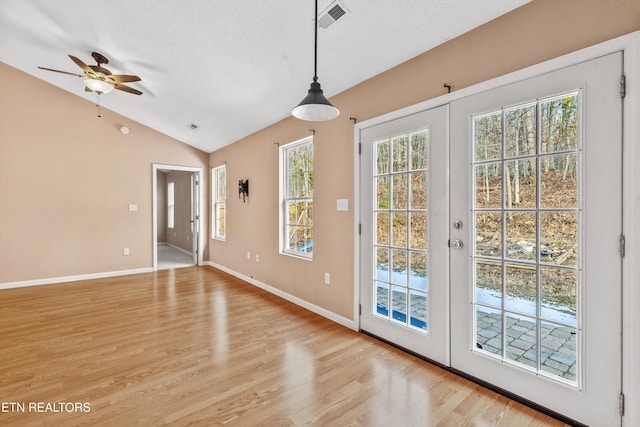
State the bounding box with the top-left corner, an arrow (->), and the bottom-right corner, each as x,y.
450,239 -> 464,249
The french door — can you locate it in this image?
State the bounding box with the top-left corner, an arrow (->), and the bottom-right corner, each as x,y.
359,106 -> 449,365
359,52 -> 622,425
449,52 -> 622,425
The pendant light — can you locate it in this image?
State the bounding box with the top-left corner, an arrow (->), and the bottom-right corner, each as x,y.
291,0 -> 340,121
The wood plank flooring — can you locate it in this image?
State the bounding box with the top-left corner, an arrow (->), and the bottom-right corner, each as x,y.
0,267 -> 567,426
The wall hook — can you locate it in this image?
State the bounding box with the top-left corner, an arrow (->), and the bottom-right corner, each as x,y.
444,83 -> 452,93
309,129 -> 316,135
349,117 -> 357,124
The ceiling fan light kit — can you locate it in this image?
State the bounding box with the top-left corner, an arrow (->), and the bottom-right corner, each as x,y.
38,51 -> 142,96
84,77 -> 114,94
292,0 -> 339,122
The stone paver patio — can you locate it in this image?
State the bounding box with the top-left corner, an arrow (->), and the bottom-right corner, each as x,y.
376,285 -> 576,382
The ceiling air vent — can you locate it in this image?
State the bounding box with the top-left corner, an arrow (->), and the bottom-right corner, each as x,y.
318,1 -> 348,29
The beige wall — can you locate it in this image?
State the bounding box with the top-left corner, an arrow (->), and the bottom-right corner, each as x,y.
157,171 -> 167,243
0,63 -> 209,283
166,170 -> 195,253
208,0 -> 640,319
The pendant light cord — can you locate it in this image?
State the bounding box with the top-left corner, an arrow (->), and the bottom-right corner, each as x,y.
313,0 -> 318,82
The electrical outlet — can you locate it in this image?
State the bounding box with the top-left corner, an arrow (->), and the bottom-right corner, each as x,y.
123,248 -> 129,256
256,254 -> 259,263
247,251 -> 251,260
324,272 -> 330,284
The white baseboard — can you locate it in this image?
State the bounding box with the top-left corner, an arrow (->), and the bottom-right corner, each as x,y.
0,267 -> 154,290
207,261 -> 358,331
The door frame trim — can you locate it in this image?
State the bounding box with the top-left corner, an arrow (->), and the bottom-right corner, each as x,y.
152,164 -> 205,270
353,31 -> 640,426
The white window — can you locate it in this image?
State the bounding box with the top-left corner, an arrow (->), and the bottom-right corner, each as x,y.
213,165 -> 226,240
167,181 -> 175,229
281,137 -> 313,258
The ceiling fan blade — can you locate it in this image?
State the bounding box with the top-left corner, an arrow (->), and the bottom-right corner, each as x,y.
111,74 -> 141,83
114,83 -> 142,95
37,66 -> 83,78
68,55 -> 93,74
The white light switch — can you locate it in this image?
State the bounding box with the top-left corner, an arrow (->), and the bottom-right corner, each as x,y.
128,204 -> 138,212
336,199 -> 348,211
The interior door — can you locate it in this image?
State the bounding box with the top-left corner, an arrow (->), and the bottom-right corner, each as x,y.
359,105 -> 449,365
449,52 -> 623,425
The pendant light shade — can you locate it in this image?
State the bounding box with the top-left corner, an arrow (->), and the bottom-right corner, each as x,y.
292,0 -> 340,121
292,78 -> 340,121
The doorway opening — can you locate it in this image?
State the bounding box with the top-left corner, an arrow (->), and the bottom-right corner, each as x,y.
152,164 -> 204,270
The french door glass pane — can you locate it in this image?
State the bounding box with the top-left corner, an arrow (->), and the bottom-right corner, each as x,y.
390,249 -> 407,286
410,290 -> 427,330
373,129 -> 429,332
392,136 -> 408,173
475,212 -> 501,257
540,154 -> 577,208
475,163 -> 502,208
376,282 -> 389,317
409,251 -> 428,290
391,213 -> 407,247
376,248 -> 389,281
391,286 -> 408,323
376,139 -> 390,174
505,103 -> 537,157
540,267 -> 577,325
505,158 -> 537,208
409,212 -> 427,249
505,212 -> 537,261
472,92 -> 580,384
540,211 -> 577,266
474,112 -> 502,161
376,176 -> 389,209
392,175 -> 408,209
505,263 -> 536,316
475,260 -> 502,307
410,171 -> 428,209
540,94 -> 578,154
476,305 -> 502,355
376,212 -> 389,245
540,320 -> 577,381
505,312 -> 537,369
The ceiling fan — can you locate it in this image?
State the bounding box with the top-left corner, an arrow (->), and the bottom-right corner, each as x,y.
38,51 -> 142,95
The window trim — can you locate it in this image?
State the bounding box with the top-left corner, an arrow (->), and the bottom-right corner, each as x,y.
212,165 -> 226,240
280,136 -> 314,259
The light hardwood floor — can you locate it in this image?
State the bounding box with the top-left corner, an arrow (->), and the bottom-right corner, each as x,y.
0,267 -> 568,426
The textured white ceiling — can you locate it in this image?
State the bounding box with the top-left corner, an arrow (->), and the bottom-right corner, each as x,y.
0,0 -> 529,153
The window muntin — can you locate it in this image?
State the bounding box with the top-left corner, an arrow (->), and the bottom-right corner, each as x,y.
213,166 -> 226,240
282,137 -> 313,258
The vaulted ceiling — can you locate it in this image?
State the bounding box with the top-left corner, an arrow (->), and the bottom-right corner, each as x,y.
0,0 -> 529,153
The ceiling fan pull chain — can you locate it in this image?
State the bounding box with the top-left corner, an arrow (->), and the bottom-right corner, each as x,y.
96,93 -> 102,118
